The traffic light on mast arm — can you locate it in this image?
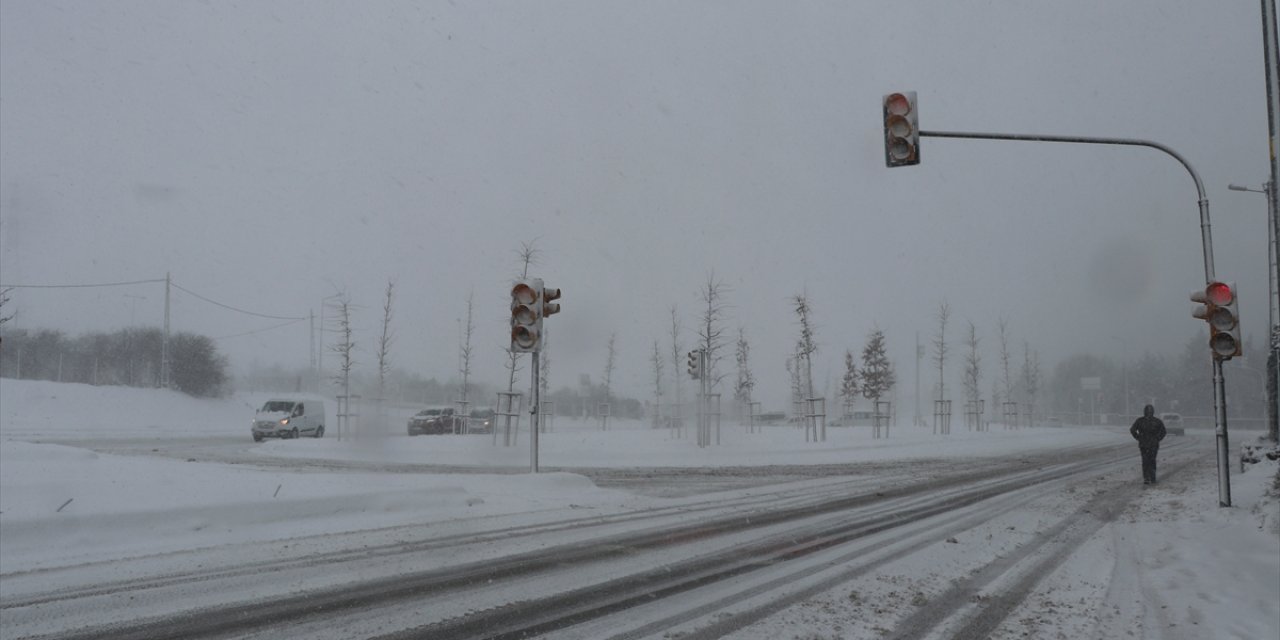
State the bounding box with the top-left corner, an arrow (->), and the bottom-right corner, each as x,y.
883,91 -> 920,167
1191,281 -> 1242,360
510,279 -> 542,353
687,349 -> 702,380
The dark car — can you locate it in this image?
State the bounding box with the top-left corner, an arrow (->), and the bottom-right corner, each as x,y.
468,409 -> 495,434
407,407 -> 462,436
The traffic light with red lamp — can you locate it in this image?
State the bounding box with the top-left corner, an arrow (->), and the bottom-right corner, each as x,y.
1191,281 -> 1242,360
883,91 -> 920,167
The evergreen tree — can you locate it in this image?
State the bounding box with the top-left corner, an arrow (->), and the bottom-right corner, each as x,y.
840,349 -> 859,415
861,328 -> 896,406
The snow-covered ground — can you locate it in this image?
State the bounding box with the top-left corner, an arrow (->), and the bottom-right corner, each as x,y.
0,379 -> 1116,568
1,379 -> 1276,639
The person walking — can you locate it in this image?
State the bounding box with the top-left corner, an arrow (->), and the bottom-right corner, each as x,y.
1129,404 -> 1167,484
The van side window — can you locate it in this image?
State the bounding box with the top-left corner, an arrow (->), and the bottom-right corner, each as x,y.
294,404 -> 304,417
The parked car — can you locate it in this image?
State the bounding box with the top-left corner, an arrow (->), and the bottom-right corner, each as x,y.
1160,412 -> 1185,435
408,407 -> 463,435
468,409 -> 495,434
252,399 -> 325,441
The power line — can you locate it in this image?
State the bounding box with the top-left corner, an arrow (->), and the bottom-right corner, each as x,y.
213,318 -> 307,340
2,277 -> 308,321
170,282 -> 306,321
0,279 -> 165,289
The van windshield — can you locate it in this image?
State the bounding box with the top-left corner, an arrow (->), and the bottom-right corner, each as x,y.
261,401 -> 295,413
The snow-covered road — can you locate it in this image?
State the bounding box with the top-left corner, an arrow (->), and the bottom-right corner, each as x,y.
1,380 -> 1275,639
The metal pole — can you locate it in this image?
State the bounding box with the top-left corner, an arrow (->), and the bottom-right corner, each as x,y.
1231,181 -> 1279,441
1261,0 -> 1280,443
921,128 -> 1232,505
915,331 -> 921,427
318,301 -> 324,388
1268,182 -> 1279,444
1124,363 -> 1130,419
1272,180 -> 1280,444
530,351 -> 540,473
161,272 -> 170,389
700,349 -> 709,447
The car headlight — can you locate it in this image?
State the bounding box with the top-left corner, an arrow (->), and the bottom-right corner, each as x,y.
280,418 -> 289,425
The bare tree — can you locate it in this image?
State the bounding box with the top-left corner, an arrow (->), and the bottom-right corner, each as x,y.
793,292 -> 817,401
786,354 -> 804,414
990,379 -> 1003,421
997,317 -> 1015,406
376,279 -> 396,400
651,340 -> 664,427
601,332 -> 617,429
669,305 -> 684,430
0,287 -> 12,353
1021,341 -> 1042,426
0,287 -> 13,328
932,302 -> 950,402
962,320 -> 981,409
734,327 -> 755,406
697,272 -> 731,391
504,240 -> 540,394
459,290 -> 475,406
327,292 -> 356,439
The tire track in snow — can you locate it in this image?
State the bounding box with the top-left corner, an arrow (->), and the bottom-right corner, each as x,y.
885,448 -> 1202,640
3,443 -> 1141,640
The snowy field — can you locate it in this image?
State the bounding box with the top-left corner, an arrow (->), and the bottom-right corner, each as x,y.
1,379 -> 1277,639
0,379 -> 1122,567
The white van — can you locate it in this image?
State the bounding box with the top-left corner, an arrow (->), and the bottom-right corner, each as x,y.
252,399 -> 325,441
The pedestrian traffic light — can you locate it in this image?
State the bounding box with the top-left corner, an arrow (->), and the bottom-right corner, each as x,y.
1191,281 -> 1242,360
510,279 -> 542,353
883,91 -> 919,167
542,286 -> 562,318
687,349 -> 702,380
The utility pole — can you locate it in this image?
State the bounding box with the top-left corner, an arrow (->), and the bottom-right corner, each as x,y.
161,272 -> 170,389
1259,0 -> 1280,443
915,332 -> 922,427
309,309 -> 316,377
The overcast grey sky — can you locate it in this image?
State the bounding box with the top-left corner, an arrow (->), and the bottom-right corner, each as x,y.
1,1 -> 1274,409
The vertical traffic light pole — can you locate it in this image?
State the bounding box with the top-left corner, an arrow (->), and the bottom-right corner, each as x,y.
531,350 -> 540,474
919,129 -> 1232,506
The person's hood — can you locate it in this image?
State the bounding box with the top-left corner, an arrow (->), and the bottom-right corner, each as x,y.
1143,404 -> 1155,418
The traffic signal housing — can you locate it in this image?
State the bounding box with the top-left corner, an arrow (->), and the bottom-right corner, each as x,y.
542,286 -> 562,318
883,91 -> 919,167
1191,281 -> 1242,360
687,349 -> 702,380
510,279 -> 542,353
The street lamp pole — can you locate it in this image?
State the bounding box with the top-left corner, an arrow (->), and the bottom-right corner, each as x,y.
1229,181 -> 1280,444
919,129 -> 1233,505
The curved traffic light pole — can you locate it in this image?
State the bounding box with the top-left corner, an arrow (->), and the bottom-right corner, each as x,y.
920,129 -> 1232,506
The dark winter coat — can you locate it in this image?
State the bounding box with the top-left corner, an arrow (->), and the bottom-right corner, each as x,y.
1130,405 -> 1166,449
